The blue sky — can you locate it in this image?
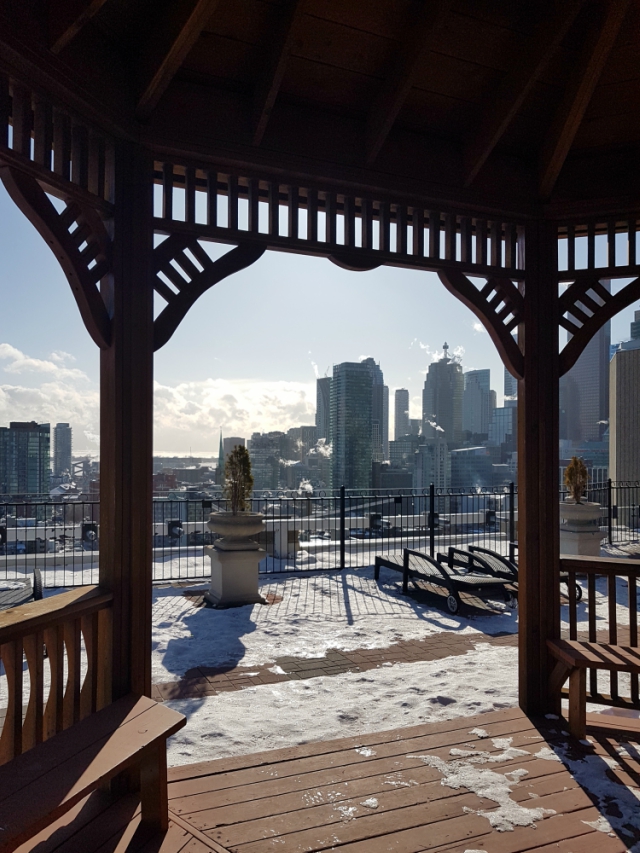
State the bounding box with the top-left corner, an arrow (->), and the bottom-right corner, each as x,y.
0,183 -> 637,455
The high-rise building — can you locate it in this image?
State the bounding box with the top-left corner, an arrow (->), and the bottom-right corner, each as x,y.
223,436 -> 245,457
414,436 -> 449,491
450,446 -> 492,490
53,423 -> 72,477
361,358 -> 389,462
462,369 -> 492,437
330,362 -> 373,489
315,377 -> 332,440
488,400 -> 517,461
422,343 -> 464,446
609,313 -> 640,481
504,367 -> 518,399
0,422 -> 51,495
562,283 -> 611,442
394,389 -> 410,440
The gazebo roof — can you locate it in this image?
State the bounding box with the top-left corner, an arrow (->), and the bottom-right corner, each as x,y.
2,0 -> 639,215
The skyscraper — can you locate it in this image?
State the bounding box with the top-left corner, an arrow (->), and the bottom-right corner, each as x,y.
504,367 -> 518,399
0,422 -> 50,495
330,362 -> 373,489
315,377 -> 332,440
422,343 -> 464,446
53,422 -> 72,477
394,388 -> 410,439
361,358 -> 389,462
462,369 -> 492,437
609,312 -> 640,481
562,283 -> 611,442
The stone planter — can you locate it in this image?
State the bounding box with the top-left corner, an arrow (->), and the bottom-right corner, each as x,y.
204,512 -> 265,607
559,500 -> 602,557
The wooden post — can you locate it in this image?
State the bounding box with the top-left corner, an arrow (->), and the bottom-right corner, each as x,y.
518,218 -> 561,715
99,143 -> 154,700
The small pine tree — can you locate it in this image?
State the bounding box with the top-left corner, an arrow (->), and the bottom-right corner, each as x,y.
224,445 -> 254,514
564,456 -> 588,504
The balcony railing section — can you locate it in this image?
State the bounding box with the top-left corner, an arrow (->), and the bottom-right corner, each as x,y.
560,555 -> 639,711
0,72 -> 115,209
152,161 -> 525,278
0,586 -> 112,764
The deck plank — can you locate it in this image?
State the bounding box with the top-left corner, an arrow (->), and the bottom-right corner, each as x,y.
168,710 -> 533,800
14,708 -> 638,853
167,707 -> 524,783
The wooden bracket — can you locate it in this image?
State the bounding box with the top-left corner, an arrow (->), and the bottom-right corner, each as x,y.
153,238 -> 265,350
0,166 -> 112,348
559,275 -> 640,375
438,268 -> 524,379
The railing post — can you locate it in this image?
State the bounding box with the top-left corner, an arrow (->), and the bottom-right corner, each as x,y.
607,478 -> 613,544
429,483 -> 435,558
339,486 -> 346,570
509,481 -> 516,562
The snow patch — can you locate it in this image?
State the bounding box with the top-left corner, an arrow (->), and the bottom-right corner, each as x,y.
409,740 -> 554,832
470,727 -> 489,739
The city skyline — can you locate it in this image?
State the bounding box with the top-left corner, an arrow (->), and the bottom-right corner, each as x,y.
2,184 -> 639,455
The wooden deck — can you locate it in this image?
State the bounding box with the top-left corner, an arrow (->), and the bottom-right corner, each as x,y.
16,708 -> 640,853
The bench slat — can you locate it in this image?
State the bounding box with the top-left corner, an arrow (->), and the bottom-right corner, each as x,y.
0,697 -> 185,850
548,639 -> 640,673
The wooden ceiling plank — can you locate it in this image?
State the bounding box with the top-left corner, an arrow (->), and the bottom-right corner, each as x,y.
464,0 -> 585,187
136,0 -> 220,121
539,0 -> 631,198
365,0 -> 453,165
252,0 -> 306,147
49,0 -> 111,55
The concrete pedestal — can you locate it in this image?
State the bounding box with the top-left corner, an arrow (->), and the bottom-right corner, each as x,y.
559,501 -> 602,557
204,545 -> 265,607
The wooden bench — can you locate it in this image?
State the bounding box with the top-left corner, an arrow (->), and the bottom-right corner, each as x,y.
548,639 -> 640,739
0,693 -> 185,852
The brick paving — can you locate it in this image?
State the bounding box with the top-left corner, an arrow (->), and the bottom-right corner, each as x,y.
151,629 -> 518,702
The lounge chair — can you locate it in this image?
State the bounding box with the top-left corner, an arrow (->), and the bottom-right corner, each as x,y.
468,544 -> 582,601
375,548 -> 513,614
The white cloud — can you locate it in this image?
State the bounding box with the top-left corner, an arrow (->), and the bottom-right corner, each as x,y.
0,345 -> 317,453
472,322 -> 487,334
153,377 -> 316,448
0,381 -> 99,442
0,343 -> 88,381
49,350 -> 77,364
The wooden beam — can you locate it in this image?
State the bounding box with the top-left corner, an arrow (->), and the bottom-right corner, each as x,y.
365,0 -> 452,165
252,0 -> 306,147
464,0 -> 585,188
136,0 -> 219,121
49,0 -> 111,55
100,143 -> 154,700
518,219 -> 561,716
539,0 -> 631,198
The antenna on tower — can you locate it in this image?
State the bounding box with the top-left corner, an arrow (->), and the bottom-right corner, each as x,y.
443,342 -> 449,359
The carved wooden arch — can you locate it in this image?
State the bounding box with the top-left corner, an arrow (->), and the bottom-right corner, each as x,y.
437,268 -> 524,379
0,166 -> 112,348
153,235 -> 266,350
559,275 -> 640,375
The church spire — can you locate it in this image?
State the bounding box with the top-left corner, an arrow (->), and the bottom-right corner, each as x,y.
217,430 -> 225,485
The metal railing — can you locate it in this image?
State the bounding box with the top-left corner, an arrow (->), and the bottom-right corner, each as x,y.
0,486 -> 517,587
0,481 -> 637,587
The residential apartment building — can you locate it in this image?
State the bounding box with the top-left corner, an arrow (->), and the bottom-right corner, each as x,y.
0,421 -> 51,495
53,422 -> 72,477
330,361 -> 373,489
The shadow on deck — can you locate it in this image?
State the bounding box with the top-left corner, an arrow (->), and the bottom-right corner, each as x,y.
16,708 -> 640,853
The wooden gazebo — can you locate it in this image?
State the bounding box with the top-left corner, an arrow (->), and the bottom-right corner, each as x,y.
1,0 -> 640,849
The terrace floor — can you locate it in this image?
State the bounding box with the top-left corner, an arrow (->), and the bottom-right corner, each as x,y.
17,707 -> 640,853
